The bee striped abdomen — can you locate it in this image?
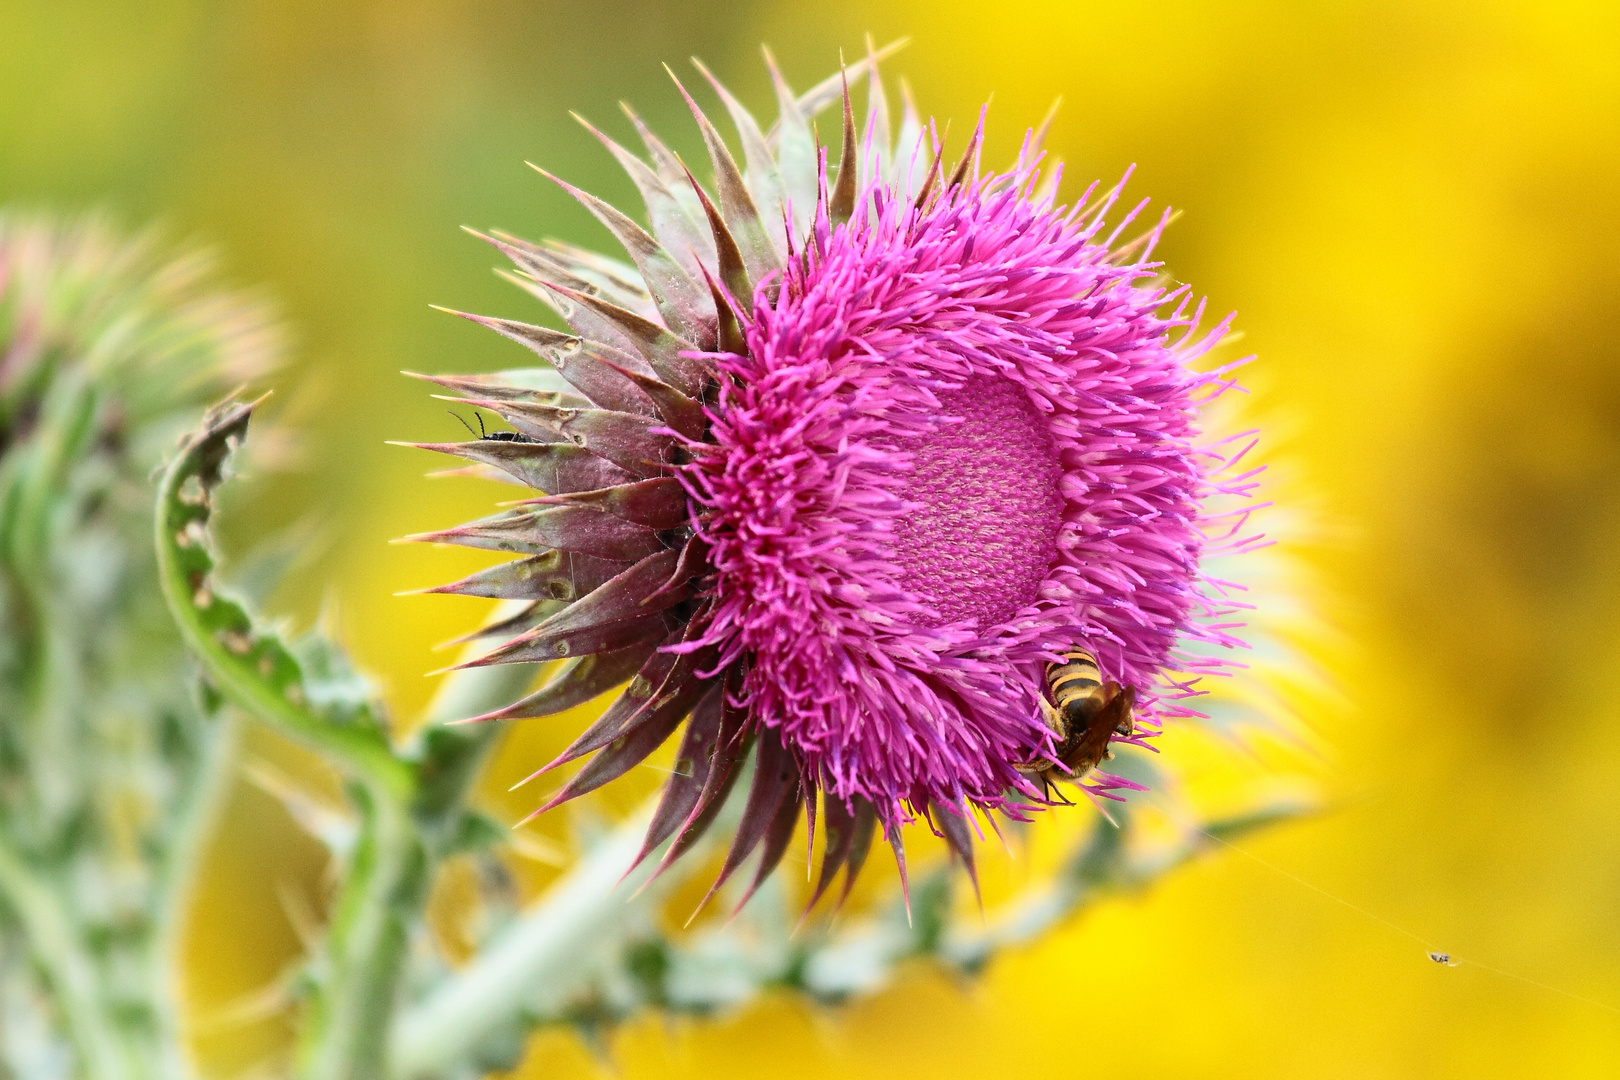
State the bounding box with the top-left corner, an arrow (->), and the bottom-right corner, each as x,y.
1047,648 -> 1105,723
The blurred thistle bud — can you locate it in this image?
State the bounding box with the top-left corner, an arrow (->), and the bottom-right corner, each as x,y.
0,213 -> 279,1080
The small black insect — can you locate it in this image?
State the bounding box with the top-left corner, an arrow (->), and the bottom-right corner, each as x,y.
450,410 -> 537,444
1428,951 -> 1458,967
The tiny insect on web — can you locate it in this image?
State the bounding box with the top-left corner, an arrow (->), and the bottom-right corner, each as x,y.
1146,794 -> 1619,1014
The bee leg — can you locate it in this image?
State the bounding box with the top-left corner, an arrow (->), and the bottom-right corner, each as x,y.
1037,695 -> 1064,738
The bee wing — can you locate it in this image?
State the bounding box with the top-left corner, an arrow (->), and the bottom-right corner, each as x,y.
1061,708 -> 1118,777
1060,684 -> 1135,777
1110,684 -> 1137,736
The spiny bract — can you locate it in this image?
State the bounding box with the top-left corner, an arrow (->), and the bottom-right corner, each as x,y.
406,45 -> 1264,910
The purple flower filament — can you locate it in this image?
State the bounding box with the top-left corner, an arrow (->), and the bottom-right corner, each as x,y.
680,138 -> 1262,828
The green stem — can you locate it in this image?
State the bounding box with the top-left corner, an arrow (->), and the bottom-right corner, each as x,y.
294,667 -> 535,1080
388,791 -> 733,1080
389,805 -> 654,1080
0,373 -> 200,1080
295,777 -> 422,1080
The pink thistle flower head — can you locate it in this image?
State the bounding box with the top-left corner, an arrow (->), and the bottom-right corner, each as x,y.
405,49 -> 1263,908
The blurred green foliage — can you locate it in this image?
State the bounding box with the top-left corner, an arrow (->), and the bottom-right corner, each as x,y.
0,214 -> 275,1080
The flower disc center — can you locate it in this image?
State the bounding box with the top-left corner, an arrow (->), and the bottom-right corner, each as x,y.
889,374 -> 1064,628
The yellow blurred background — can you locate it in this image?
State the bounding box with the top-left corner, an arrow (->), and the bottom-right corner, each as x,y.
5,0 -> 1620,1076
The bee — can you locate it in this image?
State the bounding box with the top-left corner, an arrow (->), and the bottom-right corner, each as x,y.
1019,646 -> 1136,796
449,410 -> 538,443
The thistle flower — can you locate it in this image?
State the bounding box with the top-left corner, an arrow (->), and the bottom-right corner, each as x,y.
407,48 -> 1264,906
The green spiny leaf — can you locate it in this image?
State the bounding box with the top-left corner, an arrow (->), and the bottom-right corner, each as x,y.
154,394 -> 412,797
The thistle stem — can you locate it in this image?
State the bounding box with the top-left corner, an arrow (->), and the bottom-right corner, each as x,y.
388,803 -> 660,1080
294,776 -> 421,1080
296,665 -> 535,1080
